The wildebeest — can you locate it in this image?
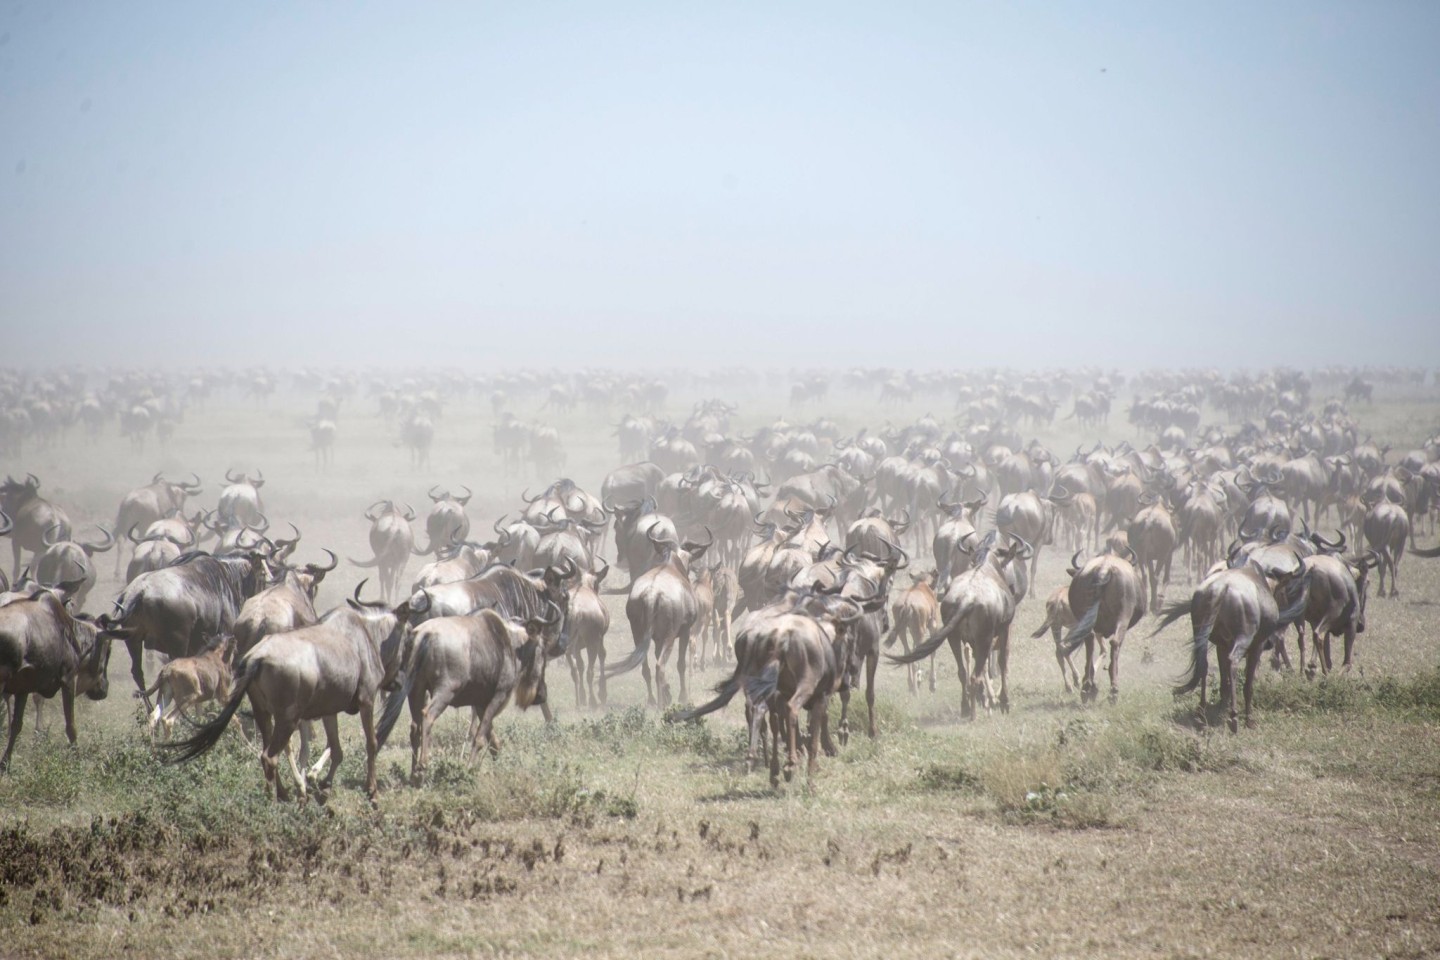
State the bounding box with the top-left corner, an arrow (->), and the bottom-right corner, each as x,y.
1127,495 -> 1177,609
1157,560 -> 1310,732
381,603 -> 562,783
348,500 -> 417,603
113,473 -> 203,575
1,474 -> 72,579
888,533 -> 1031,718
36,524 -> 115,612
231,550 -> 338,657
605,526 -> 712,708
217,469 -> 266,529
1029,581 -> 1081,694
1055,547 -> 1147,704
1362,499 -> 1409,597
103,551 -> 270,708
0,590 -> 112,771
565,562 -> 612,708
124,523 -> 195,584
143,633 -> 235,741
1282,551 -> 1376,677
413,486 -> 471,556
165,590 -> 408,801
884,570 -> 940,694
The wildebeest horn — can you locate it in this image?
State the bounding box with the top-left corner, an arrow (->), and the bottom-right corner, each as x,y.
42,523 -> 63,547
153,471 -> 165,484
126,523 -> 145,544
309,548 -> 339,573
225,468 -> 244,484
520,488 -> 540,503
558,557 -> 577,580
251,469 -> 264,489
1312,529 -> 1346,553
26,473 -> 40,490
535,598 -> 562,626
184,472 -> 203,491
428,485 -> 446,502
455,485 -> 472,506
364,500 -> 387,522
1069,549 -> 1085,573
85,525 -> 116,554
402,503 -> 416,521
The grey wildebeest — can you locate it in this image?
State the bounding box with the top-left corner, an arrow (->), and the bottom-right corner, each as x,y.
380,603 -> 563,783
165,589 -> 407,801
606,526 -> 712,708
124,522 -> 195,584
143,633 -> 235,741
887,533 -> 1031,718
36,524 -> 115,612
1156,560 -> 1310,732
1,474 -> 72,580
1284,550 -> 1377,677
1127,493 -> 1177,609
995,490 -> 1052,582
103,551 -> 270,708
113,473 -> 202,575
675,591 -> 867,786
0,590 -> 112,771
217,469 -> 266,529
231,550 -> 339,657
413,486 -> 471,556
1055,549 -> 1147,704
348,500 -> 416,603
1362,499 -> 1410,597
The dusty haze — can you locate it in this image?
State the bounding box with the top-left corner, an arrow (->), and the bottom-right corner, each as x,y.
2,2 -> 1438,368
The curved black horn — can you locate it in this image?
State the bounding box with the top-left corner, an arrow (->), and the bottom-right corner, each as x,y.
428,485 -> 446,502
455,485 -> 472,506
310,548 -> 339,573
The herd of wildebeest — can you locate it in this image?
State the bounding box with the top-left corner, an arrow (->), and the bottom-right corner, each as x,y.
2,364 -> 1438,797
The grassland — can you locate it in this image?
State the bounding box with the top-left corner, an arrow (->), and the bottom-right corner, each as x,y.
2,377 -> 1439,958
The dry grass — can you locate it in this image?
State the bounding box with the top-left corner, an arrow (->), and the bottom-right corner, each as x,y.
2,378 -> 1439,957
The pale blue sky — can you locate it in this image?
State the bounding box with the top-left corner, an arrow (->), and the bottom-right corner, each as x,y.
2,2 -> 1437,368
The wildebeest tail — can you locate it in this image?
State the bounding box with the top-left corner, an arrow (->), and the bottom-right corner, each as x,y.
1058,598 -> 1102,655
744,662 -> 780,703
888,606 -> 971,665
1029,616 -> 1053,639
669,672 -> 741,723
1275,575 -> 1311,628
1172,606 -> 1216,697
376,635 -> 427,749
161,659 -> 256,764
1148,594 -> 1195,638
348,554 -> 381,568
604,637 -> 651,677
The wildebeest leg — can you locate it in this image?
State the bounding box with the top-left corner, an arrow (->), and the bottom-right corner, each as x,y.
806,699 -> 825,780
1241,644 -> 1263,730
1338,624 -> 1354,674
567,648 -> 583,708
834,682 -> 850,750
1217,645 -> 1238,734
11,539 -> 20,580
264,718 -> 296,802
1,693 -> 26,772
359,699 -> 379,799
863,648 -> 879,738
127,639 -> 152,711
996,626 -> 1011,714
677,629 -> 692,705
595,646 -> 607,706
475,694 -> 506,759
317,714 -> 343,789
769,706 -> 782,788
417,690 -> 453,780
1051,623 -> 1078,694
640,653 -> 656,707
1108,620 -> 1128,704
1080,636 -> 1098,704
654,641 -> 675,708
61,685 -> 78,746
782,692 -> 803,784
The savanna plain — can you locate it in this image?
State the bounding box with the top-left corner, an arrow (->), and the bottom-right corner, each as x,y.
3,371 -> 1439,960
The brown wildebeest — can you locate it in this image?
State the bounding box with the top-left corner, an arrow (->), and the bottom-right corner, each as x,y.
1,474 -> 72,580
113,473 -> 202,575
1282,551 -> 1377,677
165,587 -> 407,801
1156,560 -> 1310,732
1056,550 -> 1147,704
0,590 -> 112,772
143,633 -> 235,740
885,570 -> 940,694
565,562 -> 611,708
1127,494 -> 1177,608
381,603 -> 562,783
689,564 -> 716,672
1029,581 -> 1080,693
